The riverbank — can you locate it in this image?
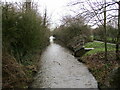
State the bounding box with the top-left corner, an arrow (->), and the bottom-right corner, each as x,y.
56,40 -> 120,88
80,41 -> 120,88
2,50 -> 42,88
2,43 -> 49,88
81,51 -> 120,88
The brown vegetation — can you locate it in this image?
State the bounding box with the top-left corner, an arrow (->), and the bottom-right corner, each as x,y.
2,2 -> 50,88
2,50 -> 42,88
81,51 -> 120,88
2,51 -> 29,88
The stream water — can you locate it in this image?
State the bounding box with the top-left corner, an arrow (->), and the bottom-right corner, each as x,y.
31,37 -> 98,88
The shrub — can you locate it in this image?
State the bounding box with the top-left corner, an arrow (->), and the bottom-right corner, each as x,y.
2,3 -> 49,63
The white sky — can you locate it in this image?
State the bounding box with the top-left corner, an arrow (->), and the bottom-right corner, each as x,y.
1,0 -> 118,29
37,0 -> 75,29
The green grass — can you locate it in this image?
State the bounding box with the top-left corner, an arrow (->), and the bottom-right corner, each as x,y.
84,41 -> 116,56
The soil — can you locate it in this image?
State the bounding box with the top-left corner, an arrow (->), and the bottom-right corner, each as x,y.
81,51 -> 120,88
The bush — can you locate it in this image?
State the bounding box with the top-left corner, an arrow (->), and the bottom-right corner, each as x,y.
2,3 -> 49,63
53,15 -> 92,45
93,25 -> 117,43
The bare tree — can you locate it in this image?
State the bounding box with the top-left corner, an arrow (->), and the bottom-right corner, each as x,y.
42,7 -> 52,28
43,8 -> 47,27
69,0 -> 119,60
25,0 -> 31,11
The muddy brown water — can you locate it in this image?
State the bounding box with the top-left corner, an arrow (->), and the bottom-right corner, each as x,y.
31,39 -> 98,88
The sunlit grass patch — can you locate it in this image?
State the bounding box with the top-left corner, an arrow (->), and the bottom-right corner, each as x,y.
84,41 -> 116,56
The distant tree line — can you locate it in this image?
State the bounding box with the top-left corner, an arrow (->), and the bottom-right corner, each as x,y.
53,15 -> 92,45
59,0 -> 120,61
93,25 -> 118,43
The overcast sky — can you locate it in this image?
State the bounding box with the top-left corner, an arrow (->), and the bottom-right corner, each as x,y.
1,0 -> 118,29
1,0 -> 75,29
33,0 -> 74,29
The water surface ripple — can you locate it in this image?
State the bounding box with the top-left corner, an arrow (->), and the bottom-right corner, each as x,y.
32,43 -> 98,88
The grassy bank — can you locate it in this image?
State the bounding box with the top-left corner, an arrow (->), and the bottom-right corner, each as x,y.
84,41 -> 116,56
81,41 -> 120,88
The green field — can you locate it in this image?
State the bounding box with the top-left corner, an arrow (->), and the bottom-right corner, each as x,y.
84,41 -> 116,56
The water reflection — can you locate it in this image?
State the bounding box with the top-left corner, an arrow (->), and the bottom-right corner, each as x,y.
49,36 -> 55,43
32,40 -> 98,88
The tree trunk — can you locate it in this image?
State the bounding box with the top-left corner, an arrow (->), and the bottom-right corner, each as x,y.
26,0 -> 31,11
104,0 -> 108,61
43,8 -> 47,27
116,1 -> 120,60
